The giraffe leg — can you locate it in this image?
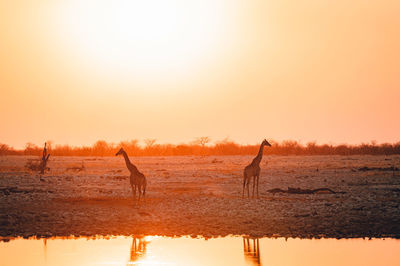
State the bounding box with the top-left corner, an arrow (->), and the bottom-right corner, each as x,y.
142,181 -> 146,203
256,174 -> 260,198
242,174 -> 247,198
132,185 -> 137,203
138,185 -> 142,201
133,185 -> 136,202
247,178 -> 250,197
252,176 -> 256,198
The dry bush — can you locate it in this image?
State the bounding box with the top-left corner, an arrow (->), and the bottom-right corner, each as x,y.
3,139 -> 399,157
25,158 -> 41,171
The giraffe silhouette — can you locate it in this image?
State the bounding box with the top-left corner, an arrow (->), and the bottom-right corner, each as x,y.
243,139 -> 271,198
116,148 -> 147,203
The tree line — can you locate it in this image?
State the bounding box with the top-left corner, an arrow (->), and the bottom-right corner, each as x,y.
1,139 -> 400,156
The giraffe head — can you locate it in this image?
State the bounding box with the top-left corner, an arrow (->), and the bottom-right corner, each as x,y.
115,147 -> 125,156
262,139 -> 272,147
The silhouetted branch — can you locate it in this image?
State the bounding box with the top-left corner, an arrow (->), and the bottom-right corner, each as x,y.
267,187 -> 345,194
39,142 -> 50,174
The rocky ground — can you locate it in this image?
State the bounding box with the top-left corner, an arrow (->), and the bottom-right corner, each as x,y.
0,155 -> 399,239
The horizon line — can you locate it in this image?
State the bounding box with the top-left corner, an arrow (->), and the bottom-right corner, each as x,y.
2,138 -> 400,150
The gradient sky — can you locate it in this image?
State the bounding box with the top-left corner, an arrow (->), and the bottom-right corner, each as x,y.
1,0 -> 399,148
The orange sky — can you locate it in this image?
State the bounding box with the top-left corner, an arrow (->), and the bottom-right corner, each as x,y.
1,0 -> 399,149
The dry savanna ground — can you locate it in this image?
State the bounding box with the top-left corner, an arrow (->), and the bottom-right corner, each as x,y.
0,155 -> 400,239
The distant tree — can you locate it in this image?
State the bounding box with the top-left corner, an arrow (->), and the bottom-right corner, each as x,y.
24,142 -> 40,155
144,139 -> 157,148
92,140 -> 109,156
213,138 -> 240,155
0,143 -> 10,155
119,140 -> 140,155
119,139 -> 139,148
306,141 -> 317,155
193,136 -> 211,147
46,140 -> 53,151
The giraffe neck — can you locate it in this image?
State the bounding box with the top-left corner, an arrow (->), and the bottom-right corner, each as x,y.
121,151 -> 133,171
253,143 -> 264,165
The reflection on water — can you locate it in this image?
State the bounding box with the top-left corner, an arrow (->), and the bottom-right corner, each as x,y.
1,236 -> 400,266
43,238 -> 47,263
128,237 -> 148,264
243,237 -> 261,265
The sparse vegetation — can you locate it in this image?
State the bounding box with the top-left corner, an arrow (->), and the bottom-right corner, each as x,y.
0,139 -> 400,156
24,143 -> 50,174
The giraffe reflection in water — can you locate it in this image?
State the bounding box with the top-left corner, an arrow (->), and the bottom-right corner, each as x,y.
127,236 -> 148,265
243,236 -> 261,265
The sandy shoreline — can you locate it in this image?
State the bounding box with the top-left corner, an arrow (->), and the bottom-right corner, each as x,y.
1,155 -> 400,239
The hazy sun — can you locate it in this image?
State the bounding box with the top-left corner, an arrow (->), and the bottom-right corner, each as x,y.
53,0 -> 235,81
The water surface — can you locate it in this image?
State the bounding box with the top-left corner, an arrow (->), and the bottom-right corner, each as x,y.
1,236 -> 399,266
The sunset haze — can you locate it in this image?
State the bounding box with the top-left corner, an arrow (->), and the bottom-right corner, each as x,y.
1,0 -> 399,148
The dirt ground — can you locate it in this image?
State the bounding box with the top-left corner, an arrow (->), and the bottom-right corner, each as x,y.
1,155 -> 400,239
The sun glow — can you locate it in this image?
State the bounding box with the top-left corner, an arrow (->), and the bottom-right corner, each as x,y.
53,0 -> 236,82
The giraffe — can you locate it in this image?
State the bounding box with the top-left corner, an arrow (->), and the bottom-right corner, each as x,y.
243,139 -> 271,198
116,147 -> 147,202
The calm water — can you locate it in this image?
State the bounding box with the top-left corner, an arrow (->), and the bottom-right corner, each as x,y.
1,236 -> 400,266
